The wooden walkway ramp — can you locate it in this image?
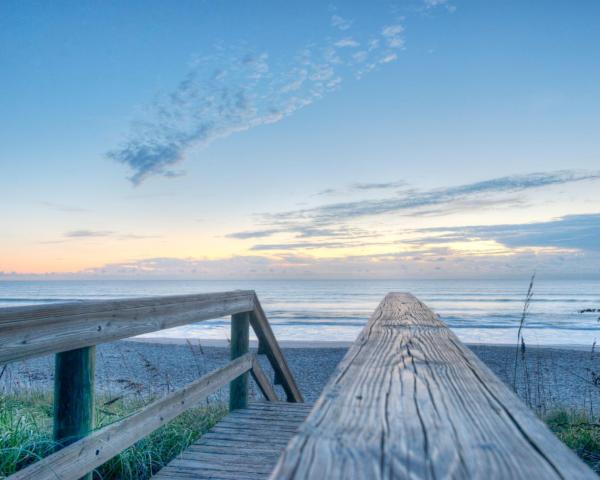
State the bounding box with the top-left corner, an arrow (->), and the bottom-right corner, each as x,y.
154,402 -> 313,480
3,290 -> 596,479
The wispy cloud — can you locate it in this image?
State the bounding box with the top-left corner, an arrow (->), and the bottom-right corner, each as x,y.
65,230 -> 113,238
251,241 -> 351,251
267,170 -> 600,226
381,25 -> 404,49
108,12 -> 406,185
417,213 -> 600,252
55,230 -> 160,241
225,228 -> 282,240
423,0 -> 456,12
316,180 -> 407,196
334,38 -> 360,48
331,14 -> 352,31
224,170 -> 600,251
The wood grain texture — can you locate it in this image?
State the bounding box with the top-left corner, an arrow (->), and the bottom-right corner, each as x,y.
154,401 -> 313,480
8,353 -> 255,480
0,290 -> 254,364
250,294 -> 303,403
251,356 -> 279,402
270,292 -> 595,479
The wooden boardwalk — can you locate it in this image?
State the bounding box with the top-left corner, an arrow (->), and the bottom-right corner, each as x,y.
3,290 -> 596,479
154,402 -> 313,480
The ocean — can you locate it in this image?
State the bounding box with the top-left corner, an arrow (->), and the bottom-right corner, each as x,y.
1,279 -> 599,345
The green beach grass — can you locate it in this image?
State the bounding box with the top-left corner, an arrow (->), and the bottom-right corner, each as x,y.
0,393 -> 226,479
544,409 -> 600,473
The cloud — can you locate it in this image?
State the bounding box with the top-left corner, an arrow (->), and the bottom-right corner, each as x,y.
331,14 -> 352,31
108,13 -> 406,185
419,214 -> 600,252
57,230 -> 160,241
345,181 -> 406,192
316,180 -> 406,196
251,241 -> 351,251
9,247 -> 600,280
225,228 -> 282,239
380,53 -> 398,63
381,25 -> 404,49
227,224 -> 376,242
334,38 -> 360,48
423,0 -> 456,12
65,230 -> 113,238
265,170 -> 600,227
223,170 -> 600,252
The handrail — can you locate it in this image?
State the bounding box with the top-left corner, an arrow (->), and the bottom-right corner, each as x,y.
8,353 -> 257,480
250,293 -> 303,402
1,290 -> 303,479
0,290 -> 255,364
270,293 -> 595,479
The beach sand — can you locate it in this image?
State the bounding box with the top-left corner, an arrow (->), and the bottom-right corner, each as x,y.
2,338 -> 599,410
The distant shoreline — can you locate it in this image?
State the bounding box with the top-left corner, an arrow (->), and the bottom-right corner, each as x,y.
130,336 -> 596,351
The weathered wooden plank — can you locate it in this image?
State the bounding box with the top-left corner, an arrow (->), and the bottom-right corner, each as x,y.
178,451 -> 281,465
208,427 -> 298,440
219,417 -> 298,430
225,409 -> 309,420
186,441 -> 288,453
154,402 -> 311,480
250,355 -> 279,401
8,354 -> 254,480
250,294 -> 303,403
218,411 -> 308,425
156,466 -> 267,480
270,293 -> 595,479
242,402 -> 311,413
158,468 -> 266,480
166,458 -> 275,474
186,444 -> 284,456
0,290 -> 255,364
198,432 -> 293,444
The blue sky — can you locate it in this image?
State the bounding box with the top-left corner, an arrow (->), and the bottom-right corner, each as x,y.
1,0 -> 599,279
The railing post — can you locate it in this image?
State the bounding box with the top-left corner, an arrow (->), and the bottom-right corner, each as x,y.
230,312 -> 249,410
53,346 -> 95,480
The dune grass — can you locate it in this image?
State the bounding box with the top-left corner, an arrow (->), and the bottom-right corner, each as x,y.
510,274 -> 600,473
545,409 -> 600,473
0,392 -> 226,479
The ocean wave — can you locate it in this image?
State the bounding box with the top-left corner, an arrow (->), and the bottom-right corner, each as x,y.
0,298 -> 84,303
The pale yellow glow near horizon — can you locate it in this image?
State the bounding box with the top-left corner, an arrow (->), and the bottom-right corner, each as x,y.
2,183 -> 597,275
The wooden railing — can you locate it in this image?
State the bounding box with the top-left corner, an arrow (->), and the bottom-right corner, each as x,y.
270,293 -> 595,479
0,290 -> 302,480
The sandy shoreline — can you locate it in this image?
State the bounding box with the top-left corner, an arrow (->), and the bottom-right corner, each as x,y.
2,339 -> 600,410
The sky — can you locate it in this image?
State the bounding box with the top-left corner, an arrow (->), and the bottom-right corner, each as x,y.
1,0 -> 599,279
